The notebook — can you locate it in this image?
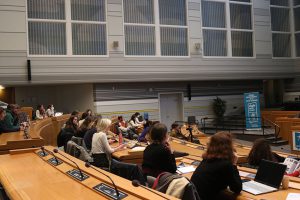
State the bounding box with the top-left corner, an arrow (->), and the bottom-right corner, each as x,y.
242,159 -> 287,195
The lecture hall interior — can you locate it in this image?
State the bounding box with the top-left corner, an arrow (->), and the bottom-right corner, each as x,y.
1,0 -> 300,199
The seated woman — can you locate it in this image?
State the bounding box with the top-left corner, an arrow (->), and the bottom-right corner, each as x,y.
36,105 -> 46,120
191,132 -> 242,200
76,116 -> 93,138
91,118 -> 126,169
57,115 -> 79,151
142,123 -> 177,177
0,104 -> 24,133
247,138 -> 285,167
128,114 -> 143,134
117,115 -> 137,139
134,112 -> 145,125
84,116 -> 101,151
46,104 -> 55,117
169,123 -> 186,140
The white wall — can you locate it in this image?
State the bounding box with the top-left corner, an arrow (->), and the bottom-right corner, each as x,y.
15,84 -> 94,113
0,0 -> 296,86
95,94 -> 261,122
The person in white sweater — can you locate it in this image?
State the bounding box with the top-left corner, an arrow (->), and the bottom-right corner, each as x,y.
91,118 -> 125,169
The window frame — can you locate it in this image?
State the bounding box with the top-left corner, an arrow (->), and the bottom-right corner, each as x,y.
270,0 -> 299,58
122,0 -> 190,57
294,3 -> 300,57
200,0 -> 255,58
26,0 -> 109,57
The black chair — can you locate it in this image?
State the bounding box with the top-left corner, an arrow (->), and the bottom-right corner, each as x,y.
0,184 -> 9,200
110,159 -> 146,185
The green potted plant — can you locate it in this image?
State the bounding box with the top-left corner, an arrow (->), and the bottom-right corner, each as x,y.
213,97 -> 226,122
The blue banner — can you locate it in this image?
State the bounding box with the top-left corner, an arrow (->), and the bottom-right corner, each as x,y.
244,92 -> 261,130
293,132 -> 300,150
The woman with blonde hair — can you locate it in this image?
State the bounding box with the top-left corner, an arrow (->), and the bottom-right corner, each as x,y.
91,118 -> 125,168
191,132 -> 242,200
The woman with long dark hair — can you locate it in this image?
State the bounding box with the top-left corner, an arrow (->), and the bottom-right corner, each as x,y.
57,115 -> 79,151
247,138 -> 284,167
191,132 -> 242,200
36,104 -> 46,120
77,116 -> 93,138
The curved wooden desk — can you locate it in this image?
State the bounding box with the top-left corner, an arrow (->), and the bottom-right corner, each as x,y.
0,114 -> 70,154
0,147 -> 175,200
112,136 -> 248,164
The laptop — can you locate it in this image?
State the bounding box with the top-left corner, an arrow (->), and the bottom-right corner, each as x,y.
242,159 -> 287,195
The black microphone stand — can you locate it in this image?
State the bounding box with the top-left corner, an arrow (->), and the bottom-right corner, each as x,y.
186,124 -> 193,143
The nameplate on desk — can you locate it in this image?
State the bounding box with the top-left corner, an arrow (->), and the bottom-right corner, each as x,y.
66,169 -> 89,181
93,183 -> 127,200
191,160 -> 201,166
172,140 -> 182,144
186,143 -> 199,148
47,157 -> 63,166
37,151 -> 48,157
197,146 -> 205,150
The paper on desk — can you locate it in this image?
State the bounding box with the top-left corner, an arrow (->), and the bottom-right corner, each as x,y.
177,166 -> 196,174
286,193 -> 300,200
289,181 -> 300,190
239,171 -> 255,179
129,146 -> 145,152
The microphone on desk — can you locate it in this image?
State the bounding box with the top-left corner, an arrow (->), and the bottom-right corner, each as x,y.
132,180 -> 169,200
41,147 -> 60,165
53,148 -> 84,180
85,162 -> 120,200
40,146 -> 47,156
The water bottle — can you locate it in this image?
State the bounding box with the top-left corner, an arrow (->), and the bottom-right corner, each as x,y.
119,132 -> 123,145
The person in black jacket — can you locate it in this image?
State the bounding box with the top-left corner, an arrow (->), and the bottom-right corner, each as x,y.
191,132 -> 242,200
57,115 -> 79,151
83,116 -> 101,150
142,123 -> 177,177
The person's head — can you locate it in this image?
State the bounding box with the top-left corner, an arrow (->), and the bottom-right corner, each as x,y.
37,104 -> 44,110
86,109 -> 92,116
80,116 -> 93,129
47,104 -> 54,110
0,107 -> 6,120
81,112 -> 88,120
89,116 -> 101,129
117,116 -> 123,121
203,132 -> 235,163
96,118 -> 112,132
248,138 -> 275,166
134,112 -> 140,117
171,123 -> 179,130
130,114 -> 136,121
144,120 -> 152,128
8,104 -> 19,115
150,123 -> 168,143
65,115 -> 78,130
71,110 -> 80,117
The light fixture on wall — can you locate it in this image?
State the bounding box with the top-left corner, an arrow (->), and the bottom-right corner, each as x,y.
113,41 -> 119,48
0,85 -> 5,90
194,43 -> 200,50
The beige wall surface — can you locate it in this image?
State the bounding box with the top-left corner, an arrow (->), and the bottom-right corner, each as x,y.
15,84 -> 94,113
